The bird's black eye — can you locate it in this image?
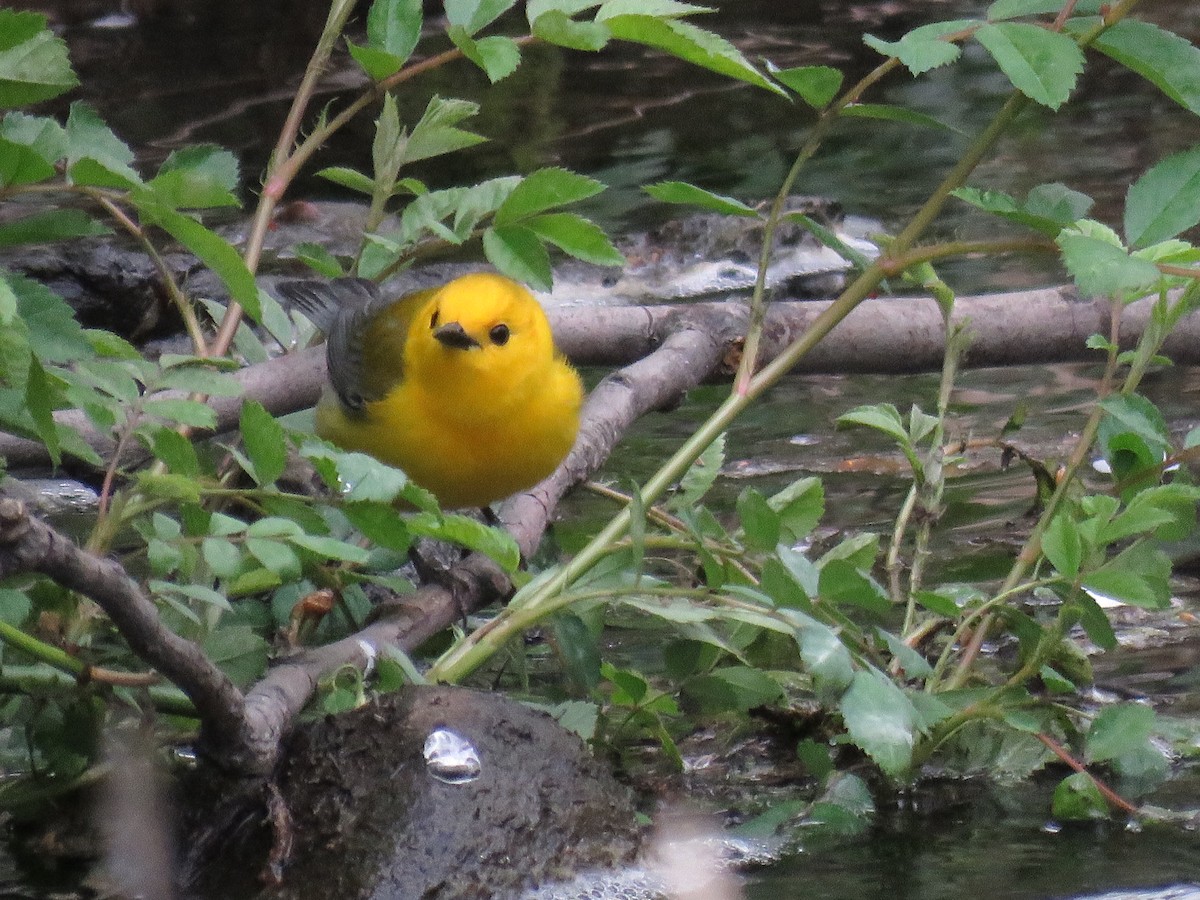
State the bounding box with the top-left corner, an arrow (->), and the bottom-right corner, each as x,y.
430,309 -> 439,328
489,323 -> 510,346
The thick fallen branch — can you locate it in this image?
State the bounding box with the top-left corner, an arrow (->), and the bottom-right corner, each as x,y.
2,285 -> 1192,471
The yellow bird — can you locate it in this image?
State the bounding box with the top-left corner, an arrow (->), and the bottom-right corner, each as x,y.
279,272 -> 583,509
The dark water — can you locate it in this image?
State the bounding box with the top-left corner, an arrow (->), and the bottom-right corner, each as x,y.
22,1 -> 1200,898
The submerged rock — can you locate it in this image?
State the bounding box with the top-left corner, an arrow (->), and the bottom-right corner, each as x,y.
187,685 -> 640,900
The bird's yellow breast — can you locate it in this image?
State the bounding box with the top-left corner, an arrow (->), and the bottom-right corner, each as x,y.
312,273 -> 583,508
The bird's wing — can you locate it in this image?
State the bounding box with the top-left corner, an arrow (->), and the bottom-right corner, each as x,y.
277,278 -> 431,412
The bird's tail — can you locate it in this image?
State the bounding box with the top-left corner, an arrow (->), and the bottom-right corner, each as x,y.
275,277 -> 378,335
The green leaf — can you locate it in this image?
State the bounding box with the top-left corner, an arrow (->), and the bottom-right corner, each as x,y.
603,14 -> 785,96
840,103 -> 958,133
736,488 -> 780,552
839,669 -> 916,778
24,357 -> 58,466
1097,393 -> 1171,472
818,558 -> 890,617
1041,511 -> 1082,578
0,113 -> 65,187
952,182 -> 1092,236
988,0 -> 1104,18
837,402 -> 908,445
315,165 -> 376,195
1082,19 -> 1200,117
524,213 -> 625,267
445,0 -> 518,34
347,41 -> 409,81
1057,230 -> 1161,299
768,475 -> 824,544
974,22 -> 1083,109
293,242 -> 345,277
288,532 -> 372,564
0,11 -> 78,107
670,432 -> 725,510
863,20 -> 975,75
342,501 -> 411,552
246,538 -> 302,578
767,63 -> 843,108
448,28 -> 522,83
406,512 -> 521,572
683,666 -> 783,714
483,224 -> 553,291
147,145 -> 240,209
1124,146 -> 1200,248
368,0 -> 423,63
0,209 -> 110,247
403,96 -> 486,164
532,10 -> 610,51
239,399 -> 286,487
203,625 -> 269,686
799,621 -> 854,692
1082,542 -> 1171,610
1051,771 -> 1108,820
643,180 -> 759,216
496,167 -> 606,224
65,102 -> 142,189
597,0 -> 712,20
137,472 -> 203,505
135,202 -> 261,319
10,272 -> 90,362
1086,702 -> 1155,763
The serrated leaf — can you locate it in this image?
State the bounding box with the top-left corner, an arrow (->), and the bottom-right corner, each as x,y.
496,167 -> 606,223
457,32 -> 522,83
974,22 -> 1083,110
1081,19 -> 1200,117
403,96 -> 486,164
368,0 -> 422,63
818,558 -> 890,617
0,11 -> 78,107
1057,231 -> 1161,299
532,10 -> 610,50
988,0 -> 1104,19
841,103 -> 958,132
445,0 -> 519,34
0,209 -> 110,248
9,273 -> 90,363
597,0 -> 711,19
670,432 -> 725,510
604,14 -> 785,96
643,180 -> 758,216
239,399 -> 286,486
0,113 -> 65,187
953,183 -> 1092,236
24,356 -> 58,466
767,63 -> 843,108
736,488 -> 780,552
65,102 -> 142,189
203,625 -> 269,686
406,512 -> 521,572
840,669 -> 916,778
1125,146 -> 1200,248
483,224 -> 553,291
836,402 -> 908,444
1041,511 -> 1082,578
1086,702 -> 1155,763
768,475 -> 823,543
799,621 -> 854,692
524,212 -> 624,266
347,41 -> 408,81
143,397 -> 217,429
1082,542 -> 1171,610
147,145 -> 240,209
863,20 -> 975,75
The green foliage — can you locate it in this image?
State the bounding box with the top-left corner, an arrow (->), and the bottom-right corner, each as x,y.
1,0 -> 1199,833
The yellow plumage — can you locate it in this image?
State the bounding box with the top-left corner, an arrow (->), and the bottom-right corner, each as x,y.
281,272 -> 582,509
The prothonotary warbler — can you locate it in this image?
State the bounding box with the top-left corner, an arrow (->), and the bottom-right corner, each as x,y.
278,272 -> 583,509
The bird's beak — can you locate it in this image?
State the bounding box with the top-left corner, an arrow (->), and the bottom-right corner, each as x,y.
433,321 -> 481,350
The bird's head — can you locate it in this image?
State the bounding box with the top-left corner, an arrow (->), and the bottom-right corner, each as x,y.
407,272 -> 555,390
